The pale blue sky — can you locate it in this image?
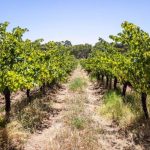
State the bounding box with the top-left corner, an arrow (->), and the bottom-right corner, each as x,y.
0,0 -> 149,45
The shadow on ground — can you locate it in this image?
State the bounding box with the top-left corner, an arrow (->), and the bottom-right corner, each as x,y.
0,84 -> 64,150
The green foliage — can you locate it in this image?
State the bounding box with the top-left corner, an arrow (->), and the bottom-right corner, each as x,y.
110,21 -> 150,94
0,22 -> 28,92
0,21 -> 77,115
82,21 -> 150,94
0,22 -> 76,93
81,21 -> 150,118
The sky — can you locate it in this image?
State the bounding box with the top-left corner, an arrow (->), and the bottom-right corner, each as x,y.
0,0 -> 150,45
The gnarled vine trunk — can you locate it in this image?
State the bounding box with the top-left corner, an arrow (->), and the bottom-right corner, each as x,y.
114,77 -> 117,90
3,87 -> 11,113
109,77 -> 112,89
122,82 -> 128,97
96,73 -> 100,81
101,75 -> 104,83
26,89 -> 31,101
42,83 -> 46,95
106,76 -> 109,88
141,93 -> 149,119
3,87 -> 11,121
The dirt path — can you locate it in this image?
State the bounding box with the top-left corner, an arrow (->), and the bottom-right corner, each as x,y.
85,81 -> 141,149
24,66 -> 142,150
24,85 -> 67,150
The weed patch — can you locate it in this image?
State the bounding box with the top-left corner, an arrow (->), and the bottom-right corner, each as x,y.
69,78 -> 87,92
17,99 -> 52,132
71,116 -> 86,129
99,90 -> 137,126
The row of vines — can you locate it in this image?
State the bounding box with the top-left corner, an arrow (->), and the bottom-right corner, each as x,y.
0,22 -> 76,118
81,21 -> 150,119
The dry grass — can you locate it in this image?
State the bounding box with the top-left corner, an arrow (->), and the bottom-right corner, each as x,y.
53,72 -> 102,150
3,121 -> 29,149
48,84 -> 101,150
65,94 -> 89,128
0,104 -> 52,149
49,127 -> 100,150
0,88 -> 56,149
99,90 -> 142,127
17,98 -> 53,132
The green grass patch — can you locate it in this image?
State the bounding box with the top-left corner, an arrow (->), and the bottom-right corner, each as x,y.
71,116 -> 86,129
69,77 -> 87,92
99,90 -> 139,126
